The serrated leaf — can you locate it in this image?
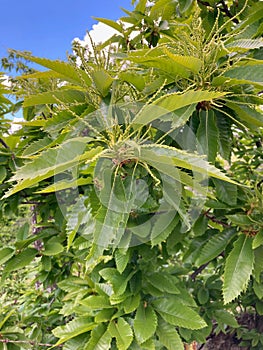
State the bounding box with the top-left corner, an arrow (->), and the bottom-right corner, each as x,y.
164,48 -> 202,74
36,177 -> 92,193
16,53 -> 91,87
108,318 -> 133,350
99,268 -> 134,296
132,90 -> 226,126
22,137 -> 53,157
4,248 -> 38,273
3,140 -> 103,198
253,229 -> 263,249
23,88 -> 86,107
223,235 -> 254,304
153,296 -> 207,329
226,102 -> 263,128
134,304 -> 157,344
115,249 -> 130,274
53,317 -> 96,345
137,144 -> 237,185
156,317 -> 184,350
226,38 -> 263,50
196,228 -> 236,266
254,246 -> 263,283
84,324 -> 112,350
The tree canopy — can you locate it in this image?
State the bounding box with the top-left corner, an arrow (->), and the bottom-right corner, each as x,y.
0,0 -> 263,349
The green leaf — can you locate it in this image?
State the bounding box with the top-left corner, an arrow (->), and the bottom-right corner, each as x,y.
224,65 -> 263,86
52,317 -> 96,345
214,310 -> 239,328
137,144 -> 237,184
122,294 -> 141,314
4,248 -> 38,273
156,317 -> 184,350
99,268 -> 134,296
213,179 -> 237,206
226,102 -> 263,128
197,110 -> 218,163
153,296 -> 207,329
36,177 -> 92,193
119,72 -> 145,91
254,246 -> 263,283
22,137 -> 53,157
23,88 -> 86,107
66,197 -> 94,250
151,212 -> 180,246
93,17 -> 123,33
164,48 -> 202,74
43,237 -> 64,256
226,39 -> 263,50
0,247 -> 15,265
80,296 -> 112,309
115,249 -> 130,274
196,228 -> 236,266
253,229 -> 263,249
223,235 -> 254,304
132,90 -> 226,126
108,318 -> 133,350
4,139 -> 103,198
84,324 -> 112,350
0,166 -> 7,183
134,303 -> 157,344
146,273 -> 179,294
91,70 -> 113,97
16,53 -> 91,87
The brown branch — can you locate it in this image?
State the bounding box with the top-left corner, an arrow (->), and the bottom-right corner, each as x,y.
0,339 -> 62,348
191,262 -> 210,280
220,0 -> 239,24
0,138 -> 9,149
204,212 -> 231,228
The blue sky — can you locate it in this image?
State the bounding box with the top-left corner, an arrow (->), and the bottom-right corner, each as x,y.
0,0 -> 133,61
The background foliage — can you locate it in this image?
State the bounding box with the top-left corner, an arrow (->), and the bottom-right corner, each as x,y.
0,0 -> 263,349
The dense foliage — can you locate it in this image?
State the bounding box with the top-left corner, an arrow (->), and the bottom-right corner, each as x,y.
0,0 -> 263,349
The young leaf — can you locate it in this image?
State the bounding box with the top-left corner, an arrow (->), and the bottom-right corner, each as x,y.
223,235 -> 254,304
43,237 -> 64,256
134,303 -> 157,344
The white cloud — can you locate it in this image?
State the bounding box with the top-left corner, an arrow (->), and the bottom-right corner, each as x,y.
72,22 -> 118,50
9,117 -> 23,134
1,74 -> 12,88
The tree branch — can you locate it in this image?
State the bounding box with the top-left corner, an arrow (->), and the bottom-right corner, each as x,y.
0,138 -> 9,149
